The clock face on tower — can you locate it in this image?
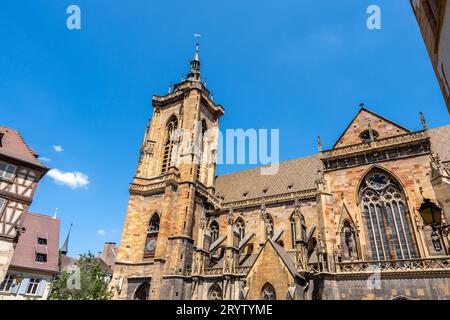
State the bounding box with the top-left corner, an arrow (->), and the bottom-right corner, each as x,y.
146,238 -> 157,253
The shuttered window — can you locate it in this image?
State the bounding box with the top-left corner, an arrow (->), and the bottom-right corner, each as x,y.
26,278 -> 40,295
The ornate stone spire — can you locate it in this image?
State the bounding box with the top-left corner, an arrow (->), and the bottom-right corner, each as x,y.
317,135 -> 322,152
187,40 -> 201,82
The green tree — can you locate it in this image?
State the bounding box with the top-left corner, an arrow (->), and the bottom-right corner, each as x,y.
50,252 -> 114,300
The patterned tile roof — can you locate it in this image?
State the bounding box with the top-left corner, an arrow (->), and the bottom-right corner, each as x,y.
10,212 -> 60,273
215,155 -> 321,204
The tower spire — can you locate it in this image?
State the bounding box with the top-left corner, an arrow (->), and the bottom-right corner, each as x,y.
187,34 -> 201,82
60,223 -> 72,256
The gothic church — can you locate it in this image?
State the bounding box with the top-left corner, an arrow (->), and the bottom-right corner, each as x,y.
111,45 -> 450,300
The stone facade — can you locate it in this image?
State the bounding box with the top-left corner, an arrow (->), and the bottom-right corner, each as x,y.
111,47 -> 450,300
411,0 -> 450,112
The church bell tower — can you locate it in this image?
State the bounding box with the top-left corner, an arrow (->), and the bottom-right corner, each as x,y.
112,42 -> 224,300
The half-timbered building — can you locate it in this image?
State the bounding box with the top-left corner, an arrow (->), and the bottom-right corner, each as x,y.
0,126 -> 49,283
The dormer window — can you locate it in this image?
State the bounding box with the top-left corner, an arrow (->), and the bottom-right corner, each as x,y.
242,192 -> 248,199
360,130 -> 379,143
0,162 -> 16,181
287,184 -> 293,191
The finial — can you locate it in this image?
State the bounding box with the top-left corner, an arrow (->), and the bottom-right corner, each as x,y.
317,135 -> 322,152
187,34 -> 201,81
168,82 -> 173,94
359,102 -> 365,109
420,112 -> 428,130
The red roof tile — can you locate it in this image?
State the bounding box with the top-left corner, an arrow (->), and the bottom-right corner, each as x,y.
0,125 -> 47,169
10,212 -> 60,274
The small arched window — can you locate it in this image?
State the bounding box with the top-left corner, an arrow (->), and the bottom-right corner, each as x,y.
235,218 -> 245,242
210,221 -> 219,244
261,283 -> 276,300
208,283 -> 223,300
144,213 -> 160,258
360,130 -> 379,143
161,115 -> 178,174
265,214 -> 274,239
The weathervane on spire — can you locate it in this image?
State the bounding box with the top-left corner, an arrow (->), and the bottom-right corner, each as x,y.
188,33 -> 201,81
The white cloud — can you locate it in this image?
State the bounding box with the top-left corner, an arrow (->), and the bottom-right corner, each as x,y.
97,229 -> 106,236
310,31 -> 343,47
47,169 -> 90,189
40,157 -> 52,162
53,145 -> 64,153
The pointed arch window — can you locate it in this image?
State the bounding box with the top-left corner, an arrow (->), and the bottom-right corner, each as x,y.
195,119 -> 207,183
360,170 -> 417,260
161,116 -> 178,174
290,216 -> 296,249
261,283 -> 276,300
208,283 -> 222,300
209,221 -> 219,244
235,218 -> 245,242
144,213 -> 160,258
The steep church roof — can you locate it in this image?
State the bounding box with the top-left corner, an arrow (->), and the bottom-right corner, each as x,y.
215,155 -> 321,204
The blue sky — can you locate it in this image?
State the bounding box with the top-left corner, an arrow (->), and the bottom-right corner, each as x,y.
1,1 -> 449,256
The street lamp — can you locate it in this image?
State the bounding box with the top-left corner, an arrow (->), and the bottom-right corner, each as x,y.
418,198 -> 443,228
418,198 -> 448,253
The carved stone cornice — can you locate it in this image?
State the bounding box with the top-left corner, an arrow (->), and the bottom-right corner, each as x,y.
129,168 -> 180,196
195,183 -> 221,209
321,131 -> 430,171
220,189 -> 317,211
322,130 -> 428,159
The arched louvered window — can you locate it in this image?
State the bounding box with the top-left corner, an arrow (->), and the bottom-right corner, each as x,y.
161,116 -> 178,174
300,214 -> 307,241
208,283 -> 223,300
261,283 -> 276,300
235,218 -> 245,242
290,216 -> 296,249
360,170 -> 417,260
265,214 -> 274,239
144,213 -> 160,258
210,221 -> 219,244
195,119 -> 207,183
